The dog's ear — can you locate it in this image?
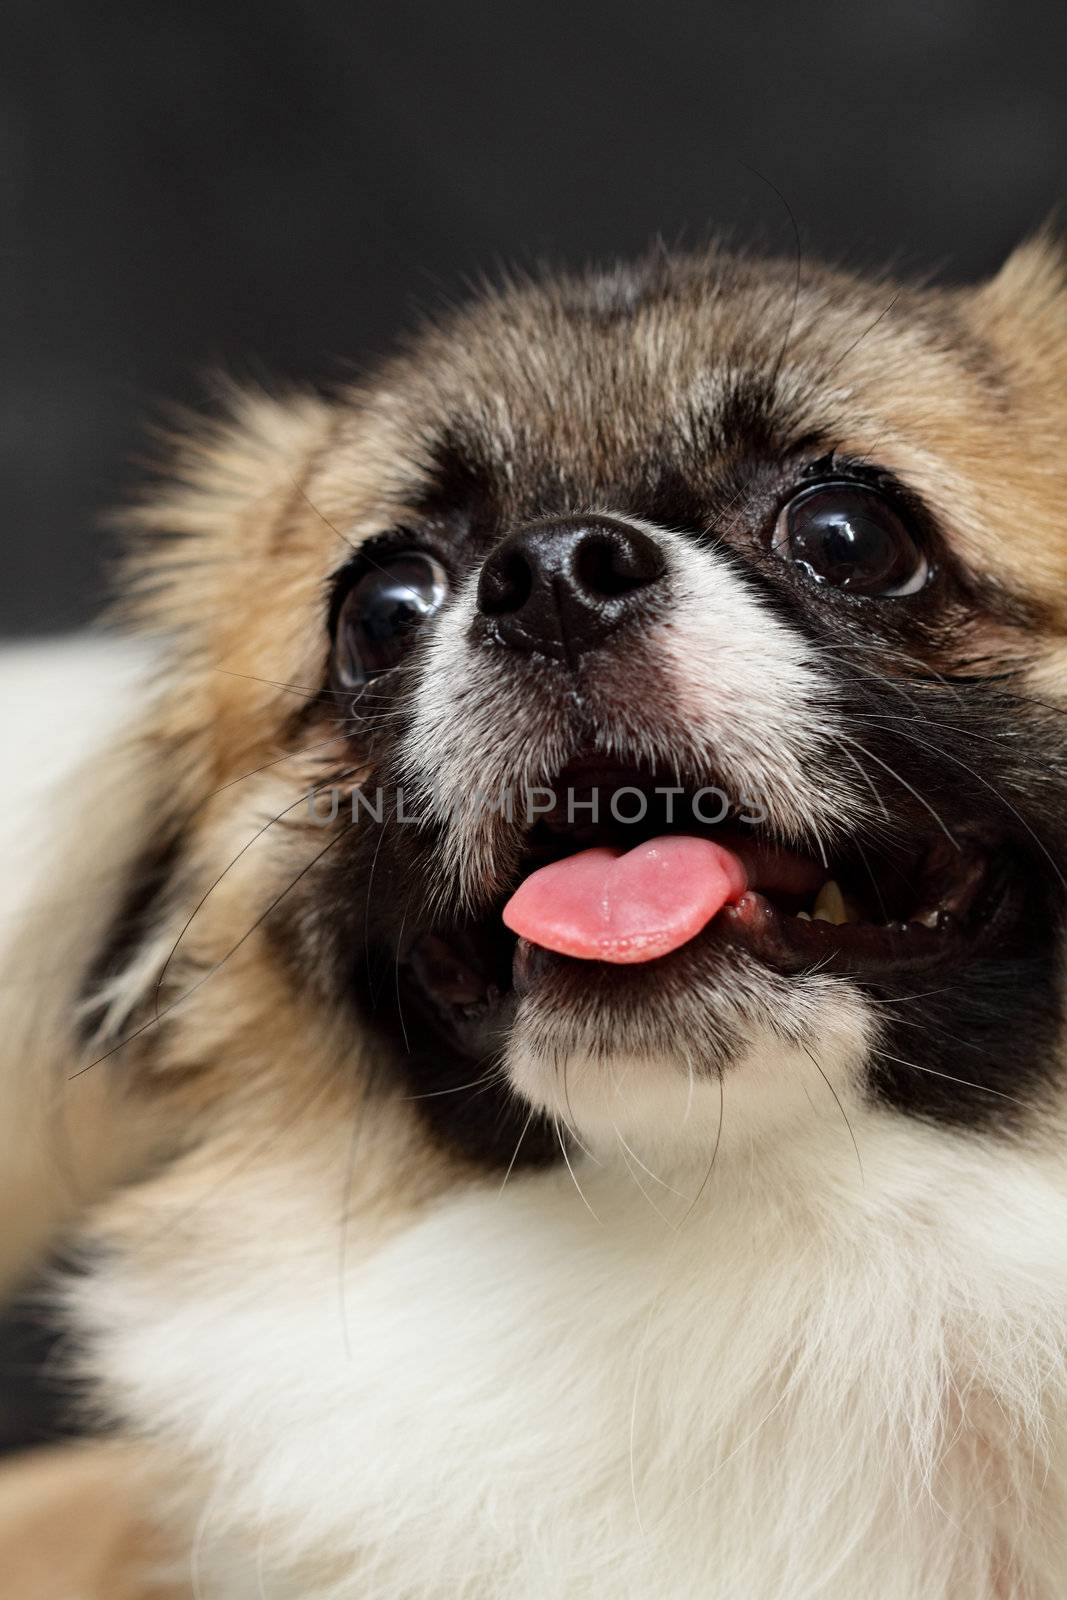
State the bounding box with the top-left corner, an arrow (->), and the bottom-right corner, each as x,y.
982,230 -> 1067,310
966,231 -> 1067,385
117,386 -> 339,784
121,385 -> 335,643
951,233 -> 1067,601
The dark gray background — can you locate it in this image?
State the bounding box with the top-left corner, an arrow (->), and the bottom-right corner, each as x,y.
3,0 -> 1065,637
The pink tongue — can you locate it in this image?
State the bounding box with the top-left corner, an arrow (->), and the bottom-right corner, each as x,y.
502,836 -> 747,964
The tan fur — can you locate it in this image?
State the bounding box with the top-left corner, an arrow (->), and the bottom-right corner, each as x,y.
0,1443 -> 178,1598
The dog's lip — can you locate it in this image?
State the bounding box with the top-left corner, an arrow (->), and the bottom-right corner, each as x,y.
715,869 -> 1019,977
400,752 -> 1025,1044
508,857 -> 1020,994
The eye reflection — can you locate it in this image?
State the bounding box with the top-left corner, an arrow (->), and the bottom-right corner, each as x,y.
773,484 -> 929,597
332,551 -> 449,686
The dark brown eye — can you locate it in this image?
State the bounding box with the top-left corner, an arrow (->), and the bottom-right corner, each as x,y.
772,484 -> 929,597
332,551 -> 449,687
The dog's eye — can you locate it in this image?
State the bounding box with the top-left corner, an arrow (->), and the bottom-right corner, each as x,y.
772,484 -> 929,597
332,551 -> 449,686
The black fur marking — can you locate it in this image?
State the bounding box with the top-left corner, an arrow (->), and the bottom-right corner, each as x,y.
269,770 -> 561,1171
415,428 -> 501,532
362,1000 -> 559,1171
0,1265 -> 94,1451
833,666 -> 1067,1125
871,951 -> 1064,1127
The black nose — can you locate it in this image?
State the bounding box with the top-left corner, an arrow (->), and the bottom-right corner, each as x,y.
475,515 -> 667,662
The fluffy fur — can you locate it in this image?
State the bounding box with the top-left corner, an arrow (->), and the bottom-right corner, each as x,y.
3,239 -> 1067,1598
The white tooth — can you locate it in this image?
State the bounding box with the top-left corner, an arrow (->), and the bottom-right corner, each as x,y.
910,907 -> 940,928
796,910 -> 812,921
813,879 -> 849,925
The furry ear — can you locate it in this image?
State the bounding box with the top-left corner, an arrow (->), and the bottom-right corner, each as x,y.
116,385 -> 339,783
985,230 -> 1067,310
967,231 -> 1067,383
119,384 -> 335,650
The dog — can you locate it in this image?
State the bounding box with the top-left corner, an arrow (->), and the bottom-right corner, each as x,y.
2,236 -> 1067,1598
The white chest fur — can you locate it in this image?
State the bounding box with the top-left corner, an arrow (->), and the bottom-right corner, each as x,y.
80,1114 -> 1067,1599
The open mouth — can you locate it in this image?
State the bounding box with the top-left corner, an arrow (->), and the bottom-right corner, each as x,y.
399,756 -> 1026,1052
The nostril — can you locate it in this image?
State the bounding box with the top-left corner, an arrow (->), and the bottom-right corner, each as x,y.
573,529 -> 665,599
478,549 -> 534,617
475,514 -> 668,659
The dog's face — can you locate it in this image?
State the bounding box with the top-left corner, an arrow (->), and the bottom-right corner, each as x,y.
114,241 -> 1067,1174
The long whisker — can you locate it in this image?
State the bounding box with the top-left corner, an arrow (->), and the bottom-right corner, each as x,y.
362,810 -> 394,1005
878,1009 -> 1002,1057
393,904 -> 412,1056
679,1068 -> 725,1227
554,1065 -> 601,1166
834,732 -> 959,848
869,1046 -> 1035,1112
840,712 -> 1044,760
497,1107 -> 538,1197
70,821 -> 355,1079
615,1134 -> 674,1225
337,1064 -> 376,1360
401,1065 -> 508,1102
820,289 -> 901,384
555,1117 -> 600,1222
799,1042 -> 863,1185
213,666 -> 337,699
297,487 -> 447,614
614,1127 -> 694,1203
680,1387 -> 793,1509
205,734 -> 347,799
852,836 -> 890,922
741,163 -> 803,405
861,726 -> 1067,893
827,735 -> 892,827
212,664 -> 420,722
863,987 -> 958,1007
152,771 -> 356,1027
